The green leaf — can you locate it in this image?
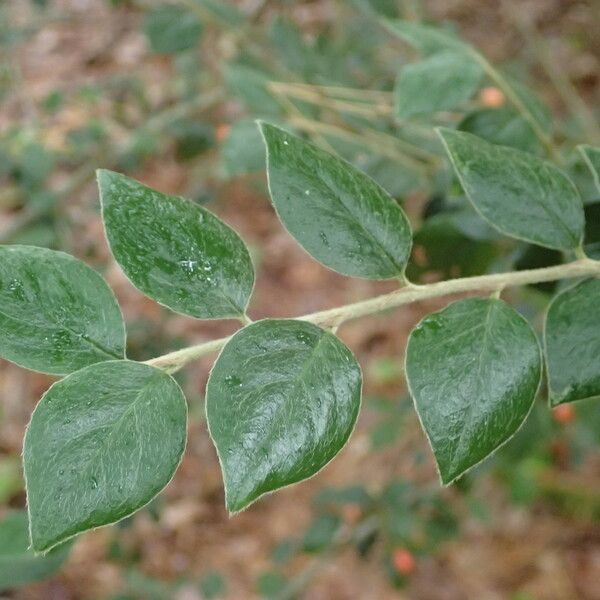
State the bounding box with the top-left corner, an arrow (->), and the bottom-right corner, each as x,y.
24,360 -> 187,552
381,19 -> 468,56
0,245 -> 125,375
509,79 -> 552,132
192,0 -> 243,25
206,319 -> 362,513
438,128 -> 584,250
321,132 -> 424,196
269,16 -> 313,77
458,107 -> 541,154
301,513 -> 341,552
544,278 -> 600,406
143,4 -> 202,54
220,119 -> 266,177
408,215 -> 498,281
259,122 -> 412,279
578,145 -> 600,195
97,170 -> 254,320
224,63 -> 282,116
0,511 -> 71,590
405,298 -> 541,484
352,0 -> 400,18
394,51 -> 483,118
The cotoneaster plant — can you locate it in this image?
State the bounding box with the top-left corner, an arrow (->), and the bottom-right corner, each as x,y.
2,120 -> 599,554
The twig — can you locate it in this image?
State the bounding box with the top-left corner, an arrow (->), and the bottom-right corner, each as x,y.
145,257 -> 600,372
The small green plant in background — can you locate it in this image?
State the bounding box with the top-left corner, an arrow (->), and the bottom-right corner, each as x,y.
0,0 -> 599,595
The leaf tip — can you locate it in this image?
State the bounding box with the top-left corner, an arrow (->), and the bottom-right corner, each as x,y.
434,126 -> 455,141
96,168 -> 122,200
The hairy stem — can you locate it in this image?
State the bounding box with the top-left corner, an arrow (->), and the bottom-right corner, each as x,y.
145,257 -> 600,373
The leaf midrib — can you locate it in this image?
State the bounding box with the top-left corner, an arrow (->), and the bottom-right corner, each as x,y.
0,305 -> 121,360
447,302 -> 496,477
228,332 -> 332,505
318,173 -> 405,273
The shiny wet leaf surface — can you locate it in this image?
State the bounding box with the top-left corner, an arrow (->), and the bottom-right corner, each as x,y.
98,170 -> 254,319
24,360 -> 187,552
406,298 -> 541,484
438,128 -> 584,250
260,122 -> 412,279
0,245 -> 125,375
206,319 -> 362,512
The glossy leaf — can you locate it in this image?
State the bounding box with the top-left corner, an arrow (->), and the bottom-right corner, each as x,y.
0,245 -> 125,375
24,360 -> 187,552
458,107 -> 541,154
0,511 -> 71,590
98,170 -> 254,320
206,319 -> 362,512
395,51 -> 483,118
544,278 -> 600,406
143,4 -> 202,54
406,298 -> 541,484
259,122 -> 412,279
438,128 -> 584,250
579,145 -> 600,195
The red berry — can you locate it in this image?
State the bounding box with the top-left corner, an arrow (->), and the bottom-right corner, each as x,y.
553,404 -> 576,424
479,86 -> 505,107
215,124 -> 231,143
392,548 -> 415,575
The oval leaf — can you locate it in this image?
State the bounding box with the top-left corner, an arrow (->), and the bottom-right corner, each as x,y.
98,170 -> 254,319
206,319 -> 362,512
0,511 -> 71,590
0,245 -> 125,375
143,4 -> 202,54
259,122 -> 412,279
578,144 -> 600,195
406,298 -> 541,484
24,360 -> 187,552
382,19 -> 469,56
395,51 -> 483,119
438,128 -> 584,250
544,278 -> 600,406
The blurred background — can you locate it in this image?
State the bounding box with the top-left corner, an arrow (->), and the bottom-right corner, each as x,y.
1,0 -> 599,598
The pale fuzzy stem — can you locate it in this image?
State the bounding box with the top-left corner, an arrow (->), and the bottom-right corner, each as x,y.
145,258 -> 600,373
